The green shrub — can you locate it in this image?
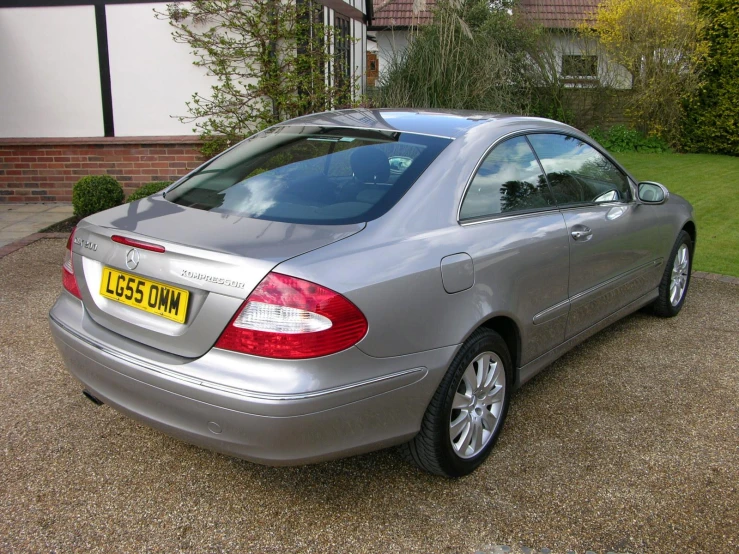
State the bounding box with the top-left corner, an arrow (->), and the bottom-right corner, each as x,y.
72,175 -> 124,218
588,125 -> 671,153
126,181 -> 172,203
587,126 -> 608,145
682,0 -> 739,155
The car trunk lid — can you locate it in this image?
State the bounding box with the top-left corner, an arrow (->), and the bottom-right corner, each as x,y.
70,197 -> 364,358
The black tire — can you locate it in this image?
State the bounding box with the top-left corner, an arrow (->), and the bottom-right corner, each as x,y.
400,328 -> 512,477
652,230 -> 693,318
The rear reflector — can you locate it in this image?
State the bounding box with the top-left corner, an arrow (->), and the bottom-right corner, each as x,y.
62,228 -> 82,299
215,273 -> 368,359
111,235 -> 166,253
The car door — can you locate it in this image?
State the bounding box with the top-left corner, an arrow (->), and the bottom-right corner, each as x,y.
458,135 -> 571,366
527,133 -> 665,339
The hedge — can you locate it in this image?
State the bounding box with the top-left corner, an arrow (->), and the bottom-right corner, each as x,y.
683,0 -> 739,155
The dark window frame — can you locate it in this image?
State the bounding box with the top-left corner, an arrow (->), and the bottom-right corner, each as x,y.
561,54 -> 598,79
333,14 -> 352,102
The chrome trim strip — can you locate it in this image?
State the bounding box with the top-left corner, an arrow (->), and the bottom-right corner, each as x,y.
569,258 -> 663,306
532,257 -> 662,326
50,313 -> 426,401
533,298 -> 571,325
517,289 -> 659,387
459,207 -> 561,227
557,201 -> 637,213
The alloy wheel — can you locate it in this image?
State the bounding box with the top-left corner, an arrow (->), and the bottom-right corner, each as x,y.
670,243 -> 690,306
449,351 -> 506,459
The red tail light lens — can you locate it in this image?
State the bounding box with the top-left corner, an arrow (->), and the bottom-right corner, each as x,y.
62,228 -> 82,299
215,273 -> 368,359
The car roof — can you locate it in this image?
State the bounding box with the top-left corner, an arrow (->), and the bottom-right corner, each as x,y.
278,108 -> 574,140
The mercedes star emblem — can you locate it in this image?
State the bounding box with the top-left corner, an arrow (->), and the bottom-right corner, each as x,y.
125,248 -> 140,270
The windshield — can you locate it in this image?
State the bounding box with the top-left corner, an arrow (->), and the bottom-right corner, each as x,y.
166,126 -> 452,225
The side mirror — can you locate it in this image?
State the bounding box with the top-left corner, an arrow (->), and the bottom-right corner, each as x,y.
637,181 -> 669,204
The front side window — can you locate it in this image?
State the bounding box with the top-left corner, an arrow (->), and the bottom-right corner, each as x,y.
460,136 -> 555,221
527,133 -> 631,206
166,126 -> 451,225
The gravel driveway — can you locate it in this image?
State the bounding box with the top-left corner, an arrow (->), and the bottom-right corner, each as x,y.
1,239 -> 737,554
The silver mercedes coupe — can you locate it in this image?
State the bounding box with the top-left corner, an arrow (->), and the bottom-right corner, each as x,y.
49,110 -> 695,477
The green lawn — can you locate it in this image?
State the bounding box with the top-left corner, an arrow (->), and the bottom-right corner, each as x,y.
614,152 -> 739,277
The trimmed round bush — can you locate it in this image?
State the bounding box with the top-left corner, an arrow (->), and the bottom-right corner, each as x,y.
72,175 -> 124,218
126,181 -> 172,203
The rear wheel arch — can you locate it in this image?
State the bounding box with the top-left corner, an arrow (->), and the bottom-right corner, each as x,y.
480,316 -> 521,370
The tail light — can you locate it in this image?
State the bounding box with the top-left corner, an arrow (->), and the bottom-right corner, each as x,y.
215,272 -> 368,359
62,228 -> 82,299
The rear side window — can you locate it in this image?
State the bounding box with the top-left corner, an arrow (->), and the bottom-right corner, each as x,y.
527,133 -> 631,205
460,136 -> 555,221
166,126 -> 451,225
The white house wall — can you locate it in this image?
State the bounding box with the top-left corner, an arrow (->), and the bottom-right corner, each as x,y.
348,0 -> 367,92
106,3 -> 217,137
353,17 -> 367,92
0,1 -> 367,139
0,7 -> 104,138
373,29 -> 411,79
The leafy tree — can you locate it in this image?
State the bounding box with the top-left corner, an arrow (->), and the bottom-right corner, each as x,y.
683,0 -> 739,155
592,0 -> 704,145
158,0 -> 357,157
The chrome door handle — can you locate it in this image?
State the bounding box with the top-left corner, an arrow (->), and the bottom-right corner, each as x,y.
570,226 -> 593,241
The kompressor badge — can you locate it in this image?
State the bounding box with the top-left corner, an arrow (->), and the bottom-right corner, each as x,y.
181,270 -> 245,289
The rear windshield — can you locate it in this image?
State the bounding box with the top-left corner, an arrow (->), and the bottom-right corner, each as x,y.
166,125 -> 452,225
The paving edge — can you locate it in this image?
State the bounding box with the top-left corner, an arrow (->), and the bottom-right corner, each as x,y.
0,232 -> 70,260
1,234 -> 739,287
691,270 -> 739,285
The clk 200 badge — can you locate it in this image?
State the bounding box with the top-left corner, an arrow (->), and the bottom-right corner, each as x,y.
73,237 -> 97,251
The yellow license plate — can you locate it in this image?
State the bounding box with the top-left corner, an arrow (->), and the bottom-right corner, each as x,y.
100,267 -> 189,323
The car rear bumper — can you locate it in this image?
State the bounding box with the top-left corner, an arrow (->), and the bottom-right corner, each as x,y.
49,293 -> 455,465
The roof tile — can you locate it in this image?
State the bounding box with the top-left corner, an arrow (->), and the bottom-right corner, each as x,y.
370,0 -> 436,28
369,0 -> 597,29
516,0 -> 599,28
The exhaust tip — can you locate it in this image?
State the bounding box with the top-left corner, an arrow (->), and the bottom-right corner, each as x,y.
82,390 -> 104,406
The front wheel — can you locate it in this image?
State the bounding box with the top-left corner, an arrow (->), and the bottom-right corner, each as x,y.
401,328 -> 511,477
652,230 -> 693,317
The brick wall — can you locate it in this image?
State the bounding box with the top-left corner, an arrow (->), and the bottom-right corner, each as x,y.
0,136 -> 205,203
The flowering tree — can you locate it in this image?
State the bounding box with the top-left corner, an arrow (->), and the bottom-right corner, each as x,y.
593,0 -> 704,145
